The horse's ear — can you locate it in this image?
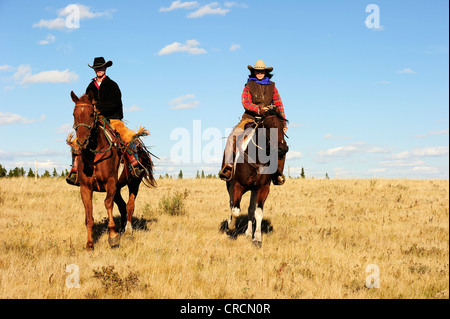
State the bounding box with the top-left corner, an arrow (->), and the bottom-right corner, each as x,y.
70,91 -> 79,103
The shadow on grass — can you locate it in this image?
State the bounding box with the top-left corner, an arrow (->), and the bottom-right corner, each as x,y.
92,216 -> 158,245
219,215 -> 274,239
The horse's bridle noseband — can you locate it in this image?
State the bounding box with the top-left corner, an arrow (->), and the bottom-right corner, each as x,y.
73,103 -> 97,131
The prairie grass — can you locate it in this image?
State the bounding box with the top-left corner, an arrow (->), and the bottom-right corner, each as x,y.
0,177 -> 448,299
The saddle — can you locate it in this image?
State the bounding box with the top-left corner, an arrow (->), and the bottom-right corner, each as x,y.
66,117 -> 149,164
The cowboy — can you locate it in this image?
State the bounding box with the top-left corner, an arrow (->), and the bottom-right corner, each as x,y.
219,60 -> 288,185
66,57 -> 144,185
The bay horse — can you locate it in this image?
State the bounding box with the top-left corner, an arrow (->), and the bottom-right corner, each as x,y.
225,107 -> 288,247
70,91 -> 156,251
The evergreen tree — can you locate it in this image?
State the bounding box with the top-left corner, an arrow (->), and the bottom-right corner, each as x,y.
42,170 -> 51,178
201,170 -> 205,179
52,167 -> 58,177
325,173 -> 330,179
8,167 -> 24,177
300,167 -> 305,179
27,168 -> 35,178
178,170 -> 183,179
196,170 -> 200,179
0,164 -> 6,177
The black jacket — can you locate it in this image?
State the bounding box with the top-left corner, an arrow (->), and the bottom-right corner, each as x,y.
86,76 -> 123,120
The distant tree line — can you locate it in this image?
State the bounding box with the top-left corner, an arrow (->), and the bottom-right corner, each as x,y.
0,164 -> 68,178
158,169 -> 218,180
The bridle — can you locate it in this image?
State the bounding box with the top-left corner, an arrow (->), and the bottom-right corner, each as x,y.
73,103 -> 98,132
73,102 -> 115,154
259,114 -> 289,159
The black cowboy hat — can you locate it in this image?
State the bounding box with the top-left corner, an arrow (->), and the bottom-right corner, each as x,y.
88,57 -> 113,69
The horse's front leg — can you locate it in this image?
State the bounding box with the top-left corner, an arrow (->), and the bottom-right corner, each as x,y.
80,185 -> 94,251
253,185 -> 270,247
124,181 -> 140,238
105,178 -> 119,248
245,190 -> 257,238
227,182 -> 244,237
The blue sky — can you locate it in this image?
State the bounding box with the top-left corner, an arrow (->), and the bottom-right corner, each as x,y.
0,0 -> 448,179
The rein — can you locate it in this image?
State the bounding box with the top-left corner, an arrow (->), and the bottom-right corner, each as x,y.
91,118 -> 113,154
73,103 -> 97,131
73,103 -> 112,154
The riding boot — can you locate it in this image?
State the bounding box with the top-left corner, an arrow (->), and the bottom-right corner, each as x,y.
272,172 -> 286,185
66,153 -> 80,186
219,162 -> 233,181
219,134 -> 236,181
127,142 -> 145,178
272,157 -> 286,186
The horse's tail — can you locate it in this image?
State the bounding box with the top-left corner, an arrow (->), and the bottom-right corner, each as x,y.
135,138 -> 157,188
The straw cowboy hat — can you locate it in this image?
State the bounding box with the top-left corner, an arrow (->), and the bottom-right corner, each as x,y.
88,57 -> 113,69
247,60 -> 273,73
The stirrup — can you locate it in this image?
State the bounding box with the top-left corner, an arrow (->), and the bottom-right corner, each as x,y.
66,172 -> 80,186
131,165 -> 145,178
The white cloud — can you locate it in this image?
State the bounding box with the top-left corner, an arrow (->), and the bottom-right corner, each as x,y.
158,39 -> 207,55
33,4 -> 114,30
411,146 -> 449,157
0,65 -> 14,72
125,105 -> 142,112
0,112 -> 45,125
56,123 -> 73,134
389,146 -> 449,159
159,1 -> 199,12
160,1 -> 247,18
289,123 -> 302,128
367,147 -> 392,154
169,94 -> 199,109
229,44 -> 241,51
397,68 -> 417,74
412,166 -> 440,174
286,151 -> 303,160
380,160 -> 425,167
415,129 -> 449,138
187,2 -> 230,18
323,133 -> 351,140
318,142 -> 366,157
33,17 -> 66,30
38,34 -> 56,45
224,2 -> 248,8
12,65 -> 78,84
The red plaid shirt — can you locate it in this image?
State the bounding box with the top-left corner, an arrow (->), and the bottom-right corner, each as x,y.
242,84 -> 286,126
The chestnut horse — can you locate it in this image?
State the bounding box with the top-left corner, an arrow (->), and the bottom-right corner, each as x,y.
70,91 -> 156,250
225,107 -> 288,247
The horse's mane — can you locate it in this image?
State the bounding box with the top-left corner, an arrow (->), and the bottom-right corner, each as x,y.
77,94 -> 93,104
265,108 -> 288,124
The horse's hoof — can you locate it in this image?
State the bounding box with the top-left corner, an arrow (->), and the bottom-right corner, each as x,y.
123,231 -> 133,240
108,236 -> 120,248
123,222 -> 133,239
252,241 -> 262,248
226,229 -> 237,240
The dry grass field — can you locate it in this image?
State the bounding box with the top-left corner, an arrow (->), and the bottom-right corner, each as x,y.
0,177 -> 448,299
